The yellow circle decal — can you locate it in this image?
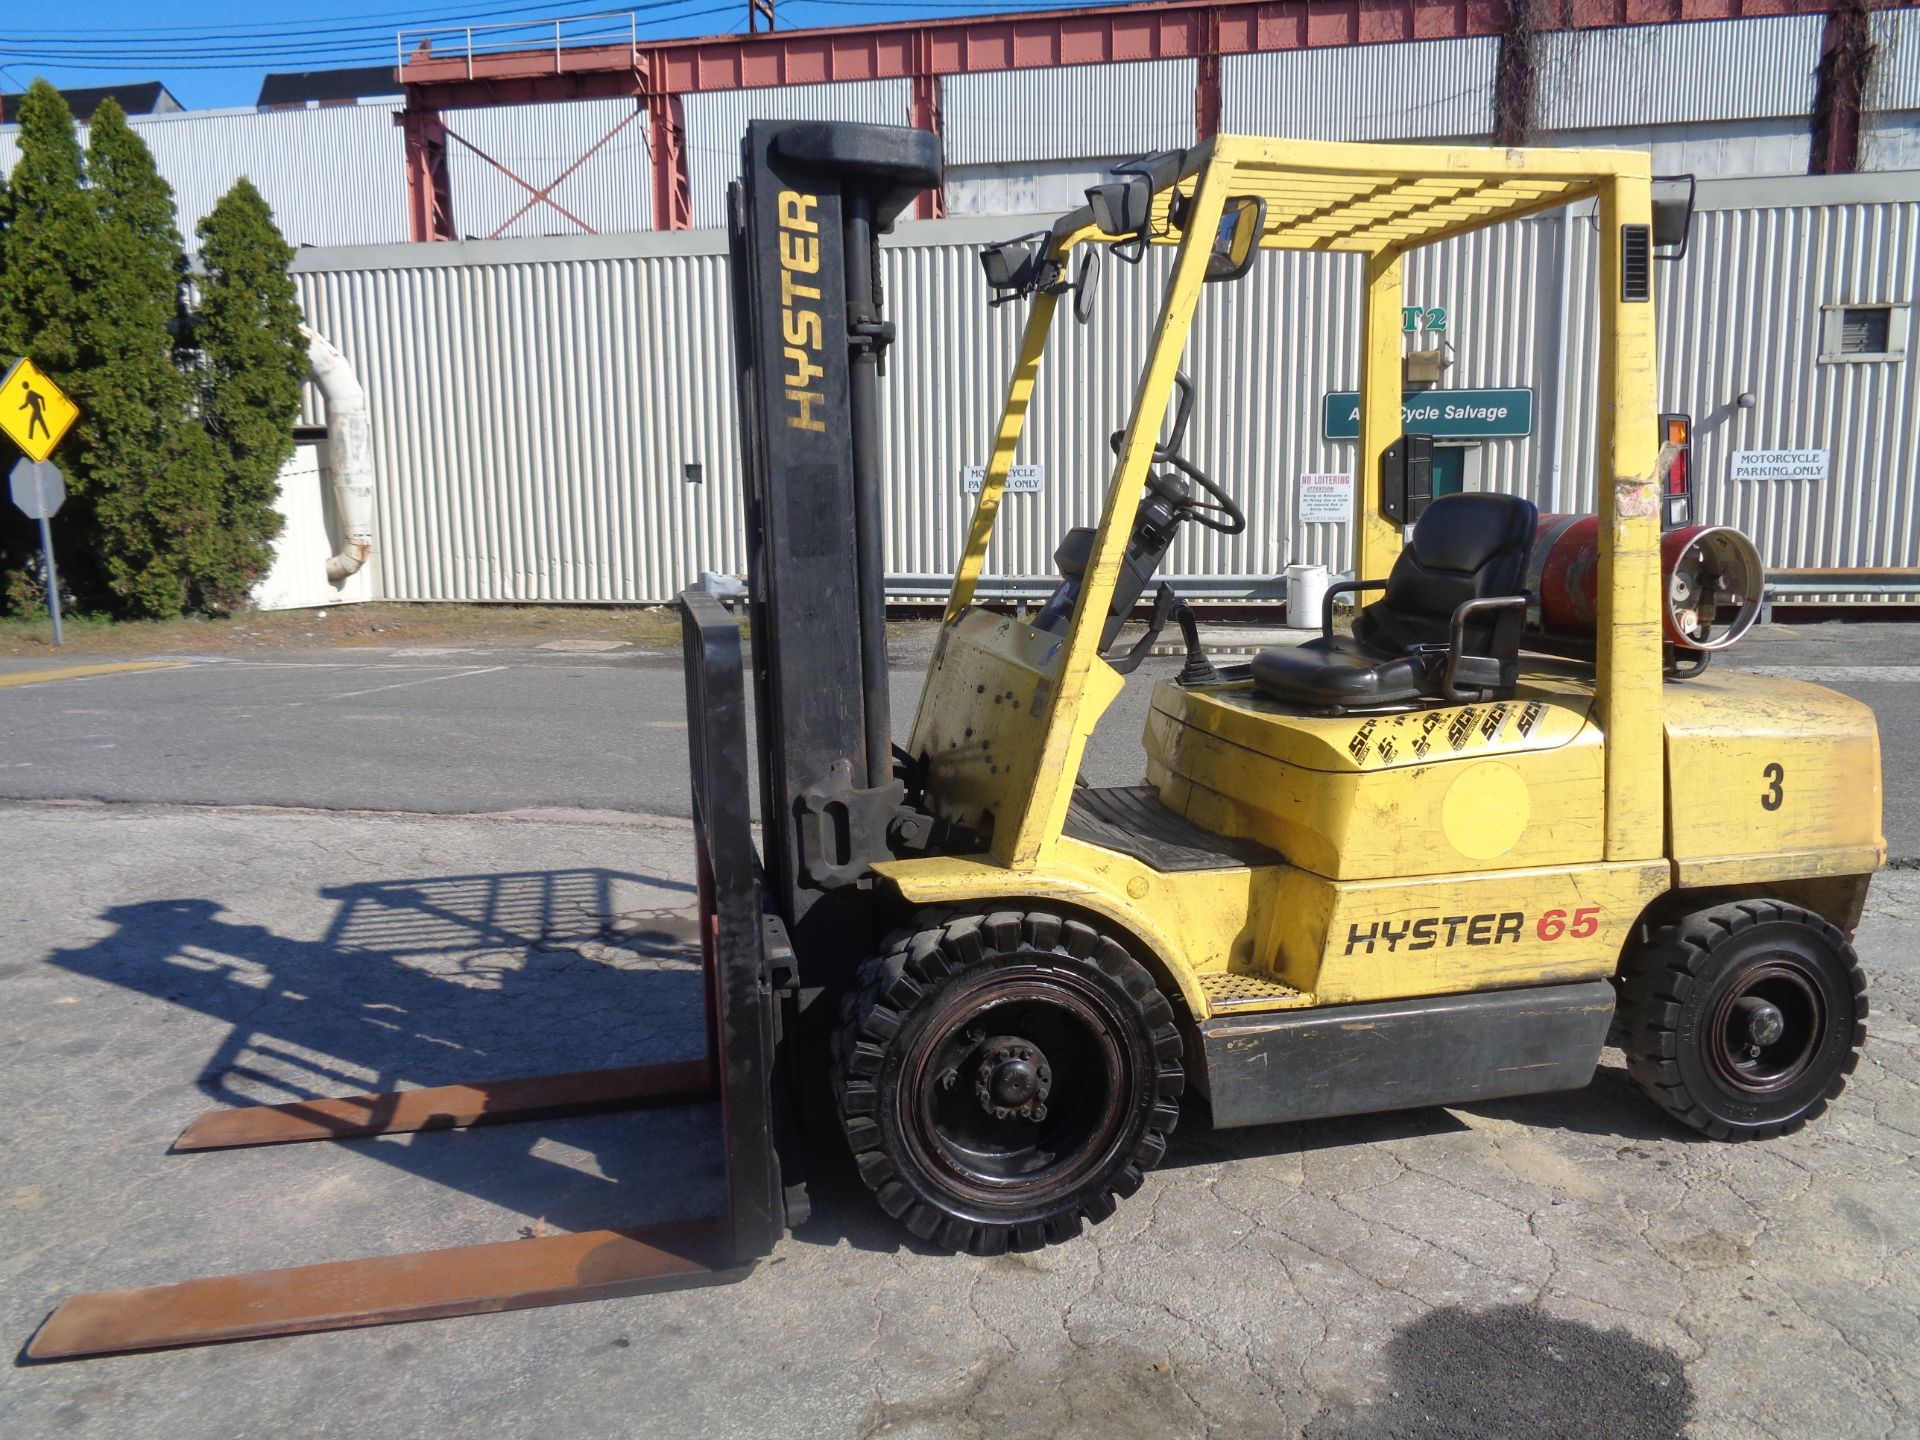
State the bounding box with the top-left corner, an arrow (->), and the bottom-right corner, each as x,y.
1442,761 -> 1531,860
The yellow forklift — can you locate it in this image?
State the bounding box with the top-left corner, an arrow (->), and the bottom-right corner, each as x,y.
806,128 -> 1882,1253
28,122 -> 1881,1357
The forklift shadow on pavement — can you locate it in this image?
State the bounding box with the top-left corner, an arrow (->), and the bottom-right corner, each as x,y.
36,870 -> 728,1243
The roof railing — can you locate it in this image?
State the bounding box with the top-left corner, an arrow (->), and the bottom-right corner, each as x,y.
397,10 -> 641,81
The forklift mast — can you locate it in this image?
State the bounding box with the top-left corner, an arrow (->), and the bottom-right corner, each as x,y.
726,121 -> 942,961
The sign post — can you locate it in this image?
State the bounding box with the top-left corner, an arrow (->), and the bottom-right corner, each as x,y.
8,458 -> 68,646
3,357 -> 80,649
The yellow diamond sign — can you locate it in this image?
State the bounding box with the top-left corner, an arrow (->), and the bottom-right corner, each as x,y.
1,357 -> 80,463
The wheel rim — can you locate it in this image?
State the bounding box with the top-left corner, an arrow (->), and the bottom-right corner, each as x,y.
1705,957 -> 1826,1095
899,971 -> 1133,1211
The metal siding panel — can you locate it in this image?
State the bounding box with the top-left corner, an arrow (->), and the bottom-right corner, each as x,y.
445,99 -> 651,239
683,81 -> 910,229
2,106 -> 408,250
1648,198 -> 1917,585
1872,10 -> 1920,111
1401,218 -> 1556,502
1222,39 -> 1499,142
1537,119 -> 1810,180
1536,17 -> 1825,130
283,173 -> 1916,605
941,59 -> 1198,166
134,106 -> 407,249
295,243 -> 746,604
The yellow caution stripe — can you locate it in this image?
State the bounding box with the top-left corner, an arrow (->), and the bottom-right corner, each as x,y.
0,660 -> 188,688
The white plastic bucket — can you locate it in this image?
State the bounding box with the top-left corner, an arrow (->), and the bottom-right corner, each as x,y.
1285,563 -> 1330,627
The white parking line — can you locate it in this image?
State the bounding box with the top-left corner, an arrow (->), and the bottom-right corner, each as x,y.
304,666 -> 510,703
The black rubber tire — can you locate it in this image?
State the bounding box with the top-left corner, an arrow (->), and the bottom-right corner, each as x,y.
832,909 -> 1183,1255
1617,899 -> 1867,1141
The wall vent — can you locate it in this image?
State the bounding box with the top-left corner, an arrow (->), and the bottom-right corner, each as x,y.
1819,303 -> 1909,363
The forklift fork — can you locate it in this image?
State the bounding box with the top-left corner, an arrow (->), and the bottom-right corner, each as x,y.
26,595 -> 787,1360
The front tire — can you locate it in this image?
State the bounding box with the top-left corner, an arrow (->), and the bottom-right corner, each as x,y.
1618,899 -> 1867,1140
833,910 -> 1183,1254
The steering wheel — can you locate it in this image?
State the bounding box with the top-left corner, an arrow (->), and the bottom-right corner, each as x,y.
1110,371 -> 1248,536
1158,452 -> 1246,535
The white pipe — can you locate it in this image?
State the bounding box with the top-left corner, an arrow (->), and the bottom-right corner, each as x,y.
301,325 -> 375,583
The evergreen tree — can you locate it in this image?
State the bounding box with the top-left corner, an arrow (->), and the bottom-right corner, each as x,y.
0,80 -> 101,611
193,178 -> 303,607
83,100 -> 223,617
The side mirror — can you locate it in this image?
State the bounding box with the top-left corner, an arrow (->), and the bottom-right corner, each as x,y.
1651,175 -> 1695,260
1204,196 -> 1266,283
1073,247 -> 1101,325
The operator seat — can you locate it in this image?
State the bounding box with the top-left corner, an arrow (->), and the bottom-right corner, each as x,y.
1251,491 -> 1538,711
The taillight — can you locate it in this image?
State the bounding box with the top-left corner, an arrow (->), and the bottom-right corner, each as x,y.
1659,412 -> 1692,527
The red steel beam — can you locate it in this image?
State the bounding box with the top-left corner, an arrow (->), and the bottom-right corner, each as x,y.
397,107 -> 456,243
398,0 -> 1864,110
647,86 -> 694,231
910,34 -> 946,220
393,0 -> 1917,232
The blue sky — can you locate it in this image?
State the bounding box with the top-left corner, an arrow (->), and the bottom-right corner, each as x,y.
5,0 -> 1077,112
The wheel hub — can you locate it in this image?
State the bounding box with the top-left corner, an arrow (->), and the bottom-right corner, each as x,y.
1707,960 -> 1825,1094
975,1036 -> 1052,1122
1735,995 -> 1786,1048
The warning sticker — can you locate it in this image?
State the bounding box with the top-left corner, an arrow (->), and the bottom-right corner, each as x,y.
1298,472 -> 1352,523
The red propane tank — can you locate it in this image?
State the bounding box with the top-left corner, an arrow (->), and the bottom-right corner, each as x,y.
1524,515 -> 1765,652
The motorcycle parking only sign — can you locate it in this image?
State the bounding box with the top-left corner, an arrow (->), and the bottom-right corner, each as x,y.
1730,449 -> 1830,481
961,464 -> 1045,493
1298,472 -> 1352,522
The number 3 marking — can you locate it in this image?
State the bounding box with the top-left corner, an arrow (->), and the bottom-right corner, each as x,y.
1761,762 -> 1785,811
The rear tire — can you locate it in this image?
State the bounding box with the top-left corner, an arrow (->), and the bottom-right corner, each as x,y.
832,910 -> 1183,1255
1618,899 -> 1866,1141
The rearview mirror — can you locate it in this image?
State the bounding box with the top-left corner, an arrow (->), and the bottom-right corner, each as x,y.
1651,175 -> 1696,260
1073,248 -> 1101,325
1204,196 -> 1266,283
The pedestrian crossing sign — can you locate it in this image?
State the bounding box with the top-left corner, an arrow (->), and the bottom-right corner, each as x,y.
1,356 -> 79,463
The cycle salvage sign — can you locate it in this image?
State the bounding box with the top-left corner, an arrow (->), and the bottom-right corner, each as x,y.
1323,388 -> 1533,440
1730,449 -> 1829,481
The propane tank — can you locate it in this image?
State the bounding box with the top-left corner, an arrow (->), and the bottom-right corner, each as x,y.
1524,515 -> 1764,652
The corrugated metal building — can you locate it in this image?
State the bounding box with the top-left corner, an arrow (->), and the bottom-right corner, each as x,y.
0,97 -> 655,248
271,168 -> 1916,607
6,14 -> 1919,241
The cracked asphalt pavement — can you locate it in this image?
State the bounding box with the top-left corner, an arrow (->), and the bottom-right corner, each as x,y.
2,622 -> 1917,1438
3,804 -> 1915,1439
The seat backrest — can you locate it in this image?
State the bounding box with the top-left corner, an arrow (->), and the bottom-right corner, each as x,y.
1355,492 -> 1539,654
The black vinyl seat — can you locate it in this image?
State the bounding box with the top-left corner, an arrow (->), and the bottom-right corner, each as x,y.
1252,492 -> 1538,711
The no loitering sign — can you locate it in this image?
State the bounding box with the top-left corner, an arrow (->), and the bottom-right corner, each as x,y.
1298,472 -> 1352,523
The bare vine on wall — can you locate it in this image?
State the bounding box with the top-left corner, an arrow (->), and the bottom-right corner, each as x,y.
1812,0 -> 1880,174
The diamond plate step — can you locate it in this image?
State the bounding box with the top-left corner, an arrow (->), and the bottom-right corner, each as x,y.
1195,971 -> 1312,1012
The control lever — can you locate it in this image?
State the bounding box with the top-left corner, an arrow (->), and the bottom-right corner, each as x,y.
1105,583 -> 1177,675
